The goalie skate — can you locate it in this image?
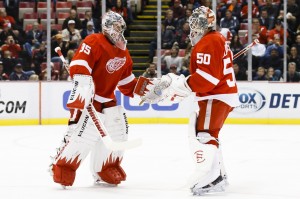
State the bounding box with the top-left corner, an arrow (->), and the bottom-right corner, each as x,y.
191,174 -> 228,196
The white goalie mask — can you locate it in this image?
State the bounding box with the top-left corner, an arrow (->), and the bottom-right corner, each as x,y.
102,11 -> 127,50
188,6 -> 216,46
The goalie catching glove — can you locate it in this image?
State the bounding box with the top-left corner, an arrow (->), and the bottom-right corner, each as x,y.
134,73 -> 192,104
67,74 -> 95,110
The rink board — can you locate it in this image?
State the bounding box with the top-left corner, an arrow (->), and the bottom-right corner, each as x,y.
0,81 -> 300,125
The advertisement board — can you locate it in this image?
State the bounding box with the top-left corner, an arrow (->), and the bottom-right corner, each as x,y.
0,81 -> 299,125
0,82 -> 39,125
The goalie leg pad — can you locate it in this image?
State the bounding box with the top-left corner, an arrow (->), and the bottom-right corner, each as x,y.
90,106 -> 128,185
51,108 -> 100,186
187,112 -> 223,191
67,74 -> 95,110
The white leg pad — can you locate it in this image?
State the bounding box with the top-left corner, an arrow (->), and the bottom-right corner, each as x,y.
53,108 -> 101,165
187,112 -> 221,190
90,106 -> 128,181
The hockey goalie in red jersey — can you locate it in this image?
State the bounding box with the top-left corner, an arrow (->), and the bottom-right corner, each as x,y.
140,6 -> 239,195
49,11 -> 138,187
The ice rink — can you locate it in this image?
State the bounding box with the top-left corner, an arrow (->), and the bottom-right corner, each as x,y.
0,124 -> 299,199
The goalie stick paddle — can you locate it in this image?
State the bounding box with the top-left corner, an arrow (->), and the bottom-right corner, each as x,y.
54,47 -> 142,151
136,39 -> 260,105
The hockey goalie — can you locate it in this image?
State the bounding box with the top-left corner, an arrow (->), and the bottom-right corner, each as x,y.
49,11 -> 140,187
137,6 -> 240,195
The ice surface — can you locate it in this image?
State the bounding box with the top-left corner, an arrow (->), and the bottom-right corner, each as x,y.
0,124 -> 299,199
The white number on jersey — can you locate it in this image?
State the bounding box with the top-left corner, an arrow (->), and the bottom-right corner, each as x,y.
223,57 -> 236,87
79,43 -> 91,55
196,53 -> 211,65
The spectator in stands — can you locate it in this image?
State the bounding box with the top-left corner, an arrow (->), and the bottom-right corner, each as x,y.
1,50 -> 17,75
82,10 -> 101,33
0,60 -> 9,80
295,34 -> 300,57
175,22 -> 190,49
259,8 -> 274,30
265,67 -> 279,81
240,1 -> 259,22
265,36 -> 283,58
39,62 -> 60,81
227,0 -> 242,21
28,74 -> 39,81
259,0 -> 279,18
161,45 -> 182,75
177,8 -> 192,30
186,0 -> 200,10
260,48 -> 283,79
9,63 -> 30,81
233,62 -> 247,81
249,18 -> 268,44
0,35 -> 22,58
169,64 -> 180,75
287,46 -> 300,70
23,22 -> 43,57
0,8 -> 16,29
148,24 -> 176,63
81,21 -> 99,40
287,62 -> 300,82
170,0 -> 185,20
163,9 -> 177,33
181,42 -> 192,77
220,9 -> 239,36
62,9 -> 82,30
253,66 -> 267,80
62,20 -> 82,50
267,19 -> 288,45
112,0 -> 130,24
32,42 -> 46,75
142,63 -> 158,78
0,22 -> 18,46
51,34 -> 68,62
230,34 -> 243,55
106,0 -> 116,11
60,68 -> 70,81
66,49 -> 75,65
285,0 -> 299,32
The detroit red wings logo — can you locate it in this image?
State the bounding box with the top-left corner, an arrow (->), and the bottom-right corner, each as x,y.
194,150 -> 205,163
106,57 -> 126,74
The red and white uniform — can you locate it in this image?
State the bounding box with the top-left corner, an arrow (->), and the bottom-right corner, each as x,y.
69,33 -> 137,120
187,31 -> 239,141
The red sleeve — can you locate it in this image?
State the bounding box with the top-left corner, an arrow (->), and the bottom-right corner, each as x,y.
69,35 -> 100,78
117,52 -> 137,97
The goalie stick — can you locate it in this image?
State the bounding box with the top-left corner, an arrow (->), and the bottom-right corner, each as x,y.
135,39 -> 260,105
55,47 -> 142,151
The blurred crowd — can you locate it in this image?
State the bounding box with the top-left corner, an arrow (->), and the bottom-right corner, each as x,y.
0,0 -> 134,81
0,0 -> 299,82
144,0 -> 300,82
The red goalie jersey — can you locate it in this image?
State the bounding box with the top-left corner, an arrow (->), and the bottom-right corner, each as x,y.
187,31 -> 239,107
69,33 -> 137,104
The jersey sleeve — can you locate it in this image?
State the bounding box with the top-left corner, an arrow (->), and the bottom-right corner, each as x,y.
117,53 -> 137,97
69,35 -> 100,78
187,37 -> 225,93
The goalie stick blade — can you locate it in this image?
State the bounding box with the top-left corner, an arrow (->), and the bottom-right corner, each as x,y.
102,136 -> 143,151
